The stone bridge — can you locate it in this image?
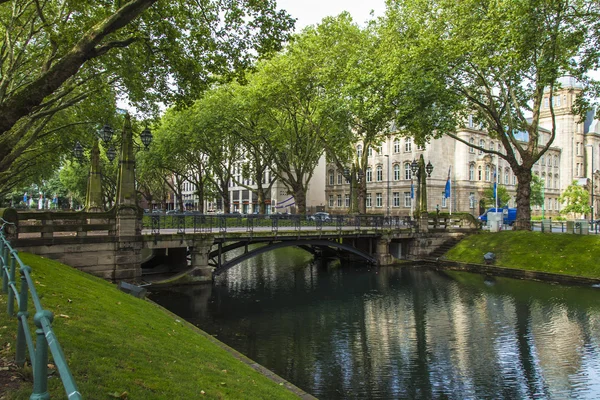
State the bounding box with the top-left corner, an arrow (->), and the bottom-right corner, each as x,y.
1,209 -> 478,283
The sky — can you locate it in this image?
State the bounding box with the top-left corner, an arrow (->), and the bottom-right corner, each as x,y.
276,0 -> 386,31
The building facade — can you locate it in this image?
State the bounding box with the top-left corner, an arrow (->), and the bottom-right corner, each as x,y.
326,78 -> 600,218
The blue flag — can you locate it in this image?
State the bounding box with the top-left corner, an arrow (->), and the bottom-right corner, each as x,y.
410,181 -> 414,199
444,166 -> 451,198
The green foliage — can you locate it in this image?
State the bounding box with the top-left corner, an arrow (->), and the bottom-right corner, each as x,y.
0,253 -> 298,399
559,181 -> 592,215
482,185 -> 511,208
529,174 -> 545,207
381,0 -> 600,227
0,0 -> 294,193
446,232 -> 600,279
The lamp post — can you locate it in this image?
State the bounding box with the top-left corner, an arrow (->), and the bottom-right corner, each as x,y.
344,166 -> 353,214
410,155 -> 434,216
384,155 -> 390,219
586,144 -> 595,220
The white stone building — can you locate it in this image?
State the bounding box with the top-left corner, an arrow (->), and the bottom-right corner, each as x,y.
325,78 -> 600,218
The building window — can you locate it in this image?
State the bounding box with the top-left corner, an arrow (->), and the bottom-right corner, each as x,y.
441,193 -> 447,208
376,165 -> 383,182
345,194 -> 350,207
478,166 -> 482,181
479,139 -> 485,155
337,172 -> 343,185
404,192 -> 412,207
404,162 -> 412,180
337,195 -> 342,207
554,96 -> 561,107
544,97 -> 549,108
328,170 -> 334,185
328,195 -> 334,207
393,192 -> 400,207
469,138 -> 475,153
368,146 -> 373,157
513,175 -> 517,185
485,165 -> 490,181
366,167 -> 373,182
555,174 -> 558,188
468,114 -> 474,128
357,145 -> 363,158
576,142 -> 581,156
489,141 -> 494,151
394,164 -> 401,181
394,139 -> 401,153
469,164 -> 475,181
405,138 -> 412,152
376,193 -> 383,207
504,168 -> 509,184
377,145 -> 383,154
469,192 -> 476,209
554,155 -> 558,167
366,193 -> 372,207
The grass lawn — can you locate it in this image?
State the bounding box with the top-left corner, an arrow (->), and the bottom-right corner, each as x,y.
0,253 -> 300,399
445,231 -> 600,279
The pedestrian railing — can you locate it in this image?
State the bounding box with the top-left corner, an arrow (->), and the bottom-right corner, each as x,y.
141,213 -> 419,235
0,219 -> 81,399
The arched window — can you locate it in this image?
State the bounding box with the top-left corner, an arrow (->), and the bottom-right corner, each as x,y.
469,164 -> 475,181
469,138 -> 475,153
479,139 -> 485,154
376,165 -> 383,181
366,167 -> 373,182
554,155 -> 558,167
328,170 -> 334,185
404,162 -> 412,180
357,145 -> 363,158
394,164 -> 401,181
489,141 -> 494,151
485,165 -> 490,181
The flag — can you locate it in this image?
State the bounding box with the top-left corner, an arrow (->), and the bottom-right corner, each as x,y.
444,167 -> 451,198
493,170 -> 497,200
410,180 -> 414,199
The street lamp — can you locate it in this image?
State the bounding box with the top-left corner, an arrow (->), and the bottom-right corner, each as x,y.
410,155 -> 434,216
344,166 -> 353,214
586,144 -> 595,220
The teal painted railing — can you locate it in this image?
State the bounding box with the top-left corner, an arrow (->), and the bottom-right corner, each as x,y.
0,219 -> 81,399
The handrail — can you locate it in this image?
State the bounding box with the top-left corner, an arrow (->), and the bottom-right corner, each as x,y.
0,218 -> 82,399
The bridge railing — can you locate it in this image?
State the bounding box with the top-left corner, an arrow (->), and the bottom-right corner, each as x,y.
142,213 -> 417,234
15,210 -> 117,239
0,219 -> 81,399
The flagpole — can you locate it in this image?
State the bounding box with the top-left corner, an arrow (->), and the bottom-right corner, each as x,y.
495,156 -> 499,211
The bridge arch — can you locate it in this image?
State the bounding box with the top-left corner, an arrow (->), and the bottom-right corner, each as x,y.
212,239 -> 377,276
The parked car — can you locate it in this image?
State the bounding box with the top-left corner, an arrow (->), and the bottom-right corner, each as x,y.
478,208 -> 517,226
309,212 -> 331,222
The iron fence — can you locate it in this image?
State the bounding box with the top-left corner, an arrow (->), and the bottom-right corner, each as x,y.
141,213 -> 416,235
0,219 -> 81,399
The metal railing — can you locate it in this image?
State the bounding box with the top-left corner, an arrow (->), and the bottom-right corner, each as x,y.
142,213 -> 419,235
0,219 -> 81,399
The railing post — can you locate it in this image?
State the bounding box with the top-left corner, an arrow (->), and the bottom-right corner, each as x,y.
7,252 -> 17,315
2,244 -> 8,294
31,310 -> 53,400
16,266 -> 30,367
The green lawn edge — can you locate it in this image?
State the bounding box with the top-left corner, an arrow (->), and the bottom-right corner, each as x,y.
444,231 -> 600,279
0,253 -> 301,400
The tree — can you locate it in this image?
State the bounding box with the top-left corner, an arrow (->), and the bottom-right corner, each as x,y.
0,0 -> 294,193
559,181 -> 591,217
382,0 -> 600,229
529,174 -> 545,208
482,185 -> 511,209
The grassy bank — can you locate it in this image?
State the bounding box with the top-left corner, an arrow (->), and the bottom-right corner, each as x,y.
445,231 -> 600,279
0,253 -> 300,399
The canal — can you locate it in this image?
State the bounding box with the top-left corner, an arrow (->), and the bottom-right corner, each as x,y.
150,248 -> 600,399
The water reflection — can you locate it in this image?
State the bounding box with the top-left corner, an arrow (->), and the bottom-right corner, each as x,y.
150,248 -> 600,399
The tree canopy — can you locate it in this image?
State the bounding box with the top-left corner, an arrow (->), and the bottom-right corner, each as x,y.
0,0 -> 294,195
381,0 -> 600,229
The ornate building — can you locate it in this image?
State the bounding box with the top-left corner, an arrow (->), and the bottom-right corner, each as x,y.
326,78 -> 600,218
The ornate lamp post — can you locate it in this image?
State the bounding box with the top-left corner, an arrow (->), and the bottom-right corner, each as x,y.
410,154 -> 434,230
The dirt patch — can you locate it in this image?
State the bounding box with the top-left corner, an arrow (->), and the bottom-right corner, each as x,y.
0,354 -> 27,398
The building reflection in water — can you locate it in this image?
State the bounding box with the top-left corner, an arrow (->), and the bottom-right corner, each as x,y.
150,248 -> 600,400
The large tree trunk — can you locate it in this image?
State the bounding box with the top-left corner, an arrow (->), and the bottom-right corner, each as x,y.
515,167 -> 533,230
357,180 -> 366,214
291,184 -> 307,215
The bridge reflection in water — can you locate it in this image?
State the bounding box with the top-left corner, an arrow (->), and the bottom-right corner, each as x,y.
151,247 -> 600,400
